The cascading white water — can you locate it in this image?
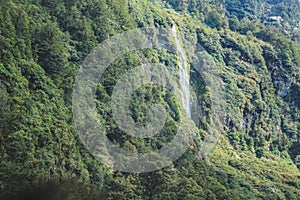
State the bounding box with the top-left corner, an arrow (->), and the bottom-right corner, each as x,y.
171,25 -> 191,118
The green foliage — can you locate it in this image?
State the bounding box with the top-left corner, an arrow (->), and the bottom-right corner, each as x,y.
1,0 -> 300,199
225,0 -> 263,20
205,10 -> 224,29
33,21 -> 69,78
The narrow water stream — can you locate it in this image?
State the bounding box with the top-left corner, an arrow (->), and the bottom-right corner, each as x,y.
171,25 -> 191,118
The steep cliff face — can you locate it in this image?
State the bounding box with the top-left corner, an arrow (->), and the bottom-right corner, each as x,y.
0,0 -> 300,199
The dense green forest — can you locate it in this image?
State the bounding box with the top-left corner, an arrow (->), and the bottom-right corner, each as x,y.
0,0 -> 300,199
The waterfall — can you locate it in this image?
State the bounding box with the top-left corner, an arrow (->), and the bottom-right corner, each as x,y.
171,25 -> 191,118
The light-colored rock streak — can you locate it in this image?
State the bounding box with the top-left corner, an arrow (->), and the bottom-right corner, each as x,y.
172,25 -> 191,118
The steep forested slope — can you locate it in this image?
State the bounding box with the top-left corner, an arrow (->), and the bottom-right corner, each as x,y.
166,0 -> 300,32
0,0 -> 300,199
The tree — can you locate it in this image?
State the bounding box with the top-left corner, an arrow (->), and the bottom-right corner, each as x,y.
205,10 -> 224,29
33,21 -> 69,78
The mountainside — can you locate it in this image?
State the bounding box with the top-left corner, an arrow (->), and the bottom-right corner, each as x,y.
166,0 -> 300,32
0,0 -> 300,199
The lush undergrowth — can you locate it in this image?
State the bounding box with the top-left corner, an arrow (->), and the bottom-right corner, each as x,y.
0,0 -> 299,199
